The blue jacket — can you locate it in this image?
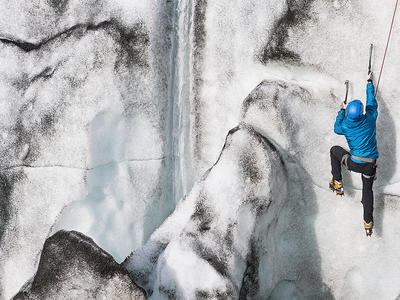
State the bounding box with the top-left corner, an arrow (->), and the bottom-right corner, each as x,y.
334,82 -> 378,163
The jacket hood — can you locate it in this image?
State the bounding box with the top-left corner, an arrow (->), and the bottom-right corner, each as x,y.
344,115 -> 365,128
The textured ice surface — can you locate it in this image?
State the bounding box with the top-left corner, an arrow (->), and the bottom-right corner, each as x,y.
124,76 -> 400,299
124,124 -> 333,299
189,0 -> 400,191
2,0 -> 400,299
0,1 -> 174,298
13,230 -> 145,300
242,80 -> 400,299
180,1 -> 400,297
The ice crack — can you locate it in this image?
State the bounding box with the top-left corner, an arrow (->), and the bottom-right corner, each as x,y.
0,156 -> 166,172
0,21 -> 112,52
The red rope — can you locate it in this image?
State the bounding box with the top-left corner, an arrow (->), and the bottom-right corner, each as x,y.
375,0 -> 399,96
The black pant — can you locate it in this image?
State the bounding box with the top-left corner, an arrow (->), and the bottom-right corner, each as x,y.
330,145 -> 376,223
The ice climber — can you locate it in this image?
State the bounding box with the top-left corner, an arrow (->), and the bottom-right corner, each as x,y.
329,71 -> 378,237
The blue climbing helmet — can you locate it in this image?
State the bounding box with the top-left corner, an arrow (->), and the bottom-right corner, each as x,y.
347,100 -> 364,119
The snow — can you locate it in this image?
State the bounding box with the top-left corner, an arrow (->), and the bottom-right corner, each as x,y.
154,241 -> 230,299
0,167 -> 85,299
315,191 -> 400,299
0,1 -> 174,298
192,0 -> 400,196
124,0 -> 400,297
124,125 -> 294,299
242,80 -> 400,299
2,0 -> 400,299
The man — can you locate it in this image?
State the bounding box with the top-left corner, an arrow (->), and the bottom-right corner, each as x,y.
329,72 -> 378,237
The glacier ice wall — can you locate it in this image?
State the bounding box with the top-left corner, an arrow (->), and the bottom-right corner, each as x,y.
0,1 -> 176,298
241,79 -> 400,299
2,0 -> 400,299
180,0 -> 400,298
129,0 -> 400,298
187,0 -> 399,192
124,124 -> 332,299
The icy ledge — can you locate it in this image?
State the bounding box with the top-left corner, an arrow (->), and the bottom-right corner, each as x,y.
12,230 -> 145,300
123,123 -> 332,299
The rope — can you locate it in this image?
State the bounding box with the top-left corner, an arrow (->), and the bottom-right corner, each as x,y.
375,0 -> 399,96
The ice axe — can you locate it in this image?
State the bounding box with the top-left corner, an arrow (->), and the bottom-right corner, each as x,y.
368,43 -> 373,75
344,80 -> 349,105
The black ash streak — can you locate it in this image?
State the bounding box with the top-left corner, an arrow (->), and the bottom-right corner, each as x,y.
0,21 -> 112,52
13,230 -> 145,299
192,0 -> 208,160
260,0 -> 315,63
0,18 -> 151,170
0,170 -> 25,243
0,19 -> 149,59
0,156 -> 167,172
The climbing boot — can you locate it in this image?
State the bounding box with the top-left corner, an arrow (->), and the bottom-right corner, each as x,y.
364,221 -> 373,237
329,180 -> 344,196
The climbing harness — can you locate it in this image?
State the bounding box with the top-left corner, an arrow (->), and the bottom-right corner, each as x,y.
375,0 -> 399,96
341,153 -> 350,168
351,155 -> 376,164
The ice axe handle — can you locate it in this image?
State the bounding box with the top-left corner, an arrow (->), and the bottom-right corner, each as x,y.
344,80 -> 349,105
368,43 -> 373,74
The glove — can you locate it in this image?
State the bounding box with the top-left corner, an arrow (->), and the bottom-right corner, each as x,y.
340,102 -> 347,111
367,71 -> 373,83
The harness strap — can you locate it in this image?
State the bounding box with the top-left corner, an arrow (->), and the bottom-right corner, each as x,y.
362,174 -> 374,179
341,154 -> 350,168
351,155 -> 376,164
363,173 -> 377,181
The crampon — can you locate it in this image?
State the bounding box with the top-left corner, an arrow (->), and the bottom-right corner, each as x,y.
364,221 -> 373,237
329,180 -> 344,196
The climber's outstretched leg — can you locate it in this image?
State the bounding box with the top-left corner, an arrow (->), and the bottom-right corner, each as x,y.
329,145 -> 349,196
